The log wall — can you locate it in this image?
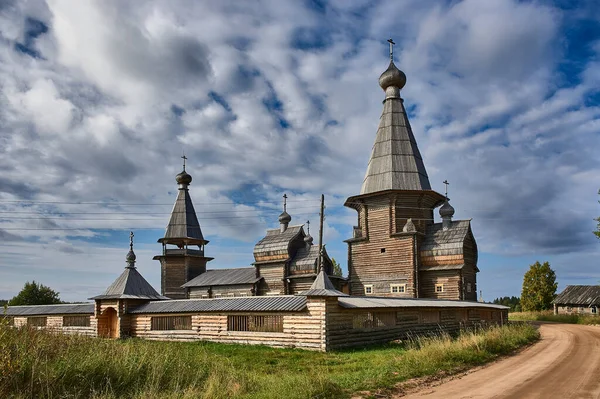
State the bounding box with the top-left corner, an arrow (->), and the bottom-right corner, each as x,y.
419,270 -> 461,300
11,315 -> 95,336
348,197 -> 418,297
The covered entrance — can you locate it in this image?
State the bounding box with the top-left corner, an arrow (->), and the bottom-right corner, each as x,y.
97,307 -> 119,338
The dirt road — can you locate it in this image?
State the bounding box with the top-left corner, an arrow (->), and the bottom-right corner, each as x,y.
403,322 -> 600,398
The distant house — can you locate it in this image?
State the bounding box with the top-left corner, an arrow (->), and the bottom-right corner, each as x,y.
553,285 -> 600,315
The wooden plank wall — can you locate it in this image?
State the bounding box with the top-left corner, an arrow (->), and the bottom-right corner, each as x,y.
188,285 -> 254,298
419,270 -> 462,300
11,315 -> 95,336
129,301 -> 326,350
349,199 -> 417,297
256,263 -> 286,294
326,305 -> 505,350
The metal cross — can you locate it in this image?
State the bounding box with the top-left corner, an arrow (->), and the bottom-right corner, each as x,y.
387,38 -> 395,61
306,220 -> 310,235
283,193 -> 287,212
443,180 -> 449,198
129,231 -> 134,250
181,153 -> 187,171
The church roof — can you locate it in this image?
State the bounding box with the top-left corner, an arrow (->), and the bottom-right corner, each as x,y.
289,245 -> 330,273
554,286 -> 600,306
90,267 -> 168,300
420,220 -> 477,271
360,69 -> 432,195
253,225 -> 304,260
298,270 -> 348,297
181,267 -> 261,288
160,187 -> 206,245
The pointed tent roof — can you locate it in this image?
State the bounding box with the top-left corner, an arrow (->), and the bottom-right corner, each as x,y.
90,267 -> 168,300
159,165 -> 207,246
91,232 -> 168,300
298,269 -> 347,297
360,62 -> 432,195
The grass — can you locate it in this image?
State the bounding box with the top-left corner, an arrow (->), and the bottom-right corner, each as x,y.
0,322 -> 539,399
510,311 -> 600,325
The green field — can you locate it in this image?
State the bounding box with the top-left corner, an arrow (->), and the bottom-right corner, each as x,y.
509,311 -> 600,325
0,322 -> 538,399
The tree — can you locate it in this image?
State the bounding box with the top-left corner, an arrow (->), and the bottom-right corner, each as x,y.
8,281 -> 62,306
521,261 -> 557,311
331,258 -> 343,277
595,189 -> 600,239
492,296 -> 521,312
0,300 -> 7,307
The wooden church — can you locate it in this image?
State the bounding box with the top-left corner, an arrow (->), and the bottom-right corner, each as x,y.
4,42 -> 497,351
153,159 -> 342,299
344,43 -> 478,301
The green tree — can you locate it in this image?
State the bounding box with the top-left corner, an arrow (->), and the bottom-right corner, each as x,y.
331,258 -> 343,277
0,300 -> 7,307
492,296 -> 521,312
521,261 -> 557,311
8,281 -> 62,306
595,189 -> 600,239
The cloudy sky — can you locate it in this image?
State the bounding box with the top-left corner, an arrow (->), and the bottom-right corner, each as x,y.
0,0 -> 598,302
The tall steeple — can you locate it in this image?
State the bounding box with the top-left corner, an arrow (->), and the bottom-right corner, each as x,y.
360,39 -> 432,195
153,157 -> 213,299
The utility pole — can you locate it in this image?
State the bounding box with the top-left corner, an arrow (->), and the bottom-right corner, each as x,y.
317,194 -> 325,273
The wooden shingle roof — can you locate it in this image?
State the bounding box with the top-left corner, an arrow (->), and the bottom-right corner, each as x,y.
181,267 -> 261,288
89,267 -> 168,300
420,220 -> 477,272
160,187 -> 206,245
554,285 -> 600,306
253,225 -> 304,260
360,82 -> 431,194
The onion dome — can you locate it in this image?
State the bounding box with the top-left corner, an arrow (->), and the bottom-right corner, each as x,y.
304,233 -> 314,245
439,199 -> 455,218
126,249 -> 136,263
126,231 -> 136,268
278,211 -> 291,224
176,170 -> 192,185
379,61 -> 406,91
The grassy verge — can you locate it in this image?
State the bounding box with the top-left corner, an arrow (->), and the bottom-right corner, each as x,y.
510,311 -> 600,325
1,322 -> 538,399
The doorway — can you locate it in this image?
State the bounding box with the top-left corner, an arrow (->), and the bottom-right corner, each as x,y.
97,307 -> 118,338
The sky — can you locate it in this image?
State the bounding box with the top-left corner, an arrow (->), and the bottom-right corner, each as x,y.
0,0 -> 598,302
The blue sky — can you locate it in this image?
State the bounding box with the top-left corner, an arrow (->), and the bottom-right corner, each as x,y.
0,0 -> 599,302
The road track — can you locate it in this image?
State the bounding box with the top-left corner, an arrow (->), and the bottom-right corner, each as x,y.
402,323 -> 600,398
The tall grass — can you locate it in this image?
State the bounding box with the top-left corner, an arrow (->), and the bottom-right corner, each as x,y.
510,311 -> 600,325
1,320 -> 538,399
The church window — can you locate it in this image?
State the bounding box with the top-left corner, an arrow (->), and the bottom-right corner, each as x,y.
390,284 -> 405,293
63,316 -> 90,327
593,306 -> 597,314
364,285 -> 374,295
151,316 -> 192,331
435,284 -> 444,293
227,315 -> 283,333
466,282 -> 472,293
27,317 -> 47,327
380,248 -> 386,253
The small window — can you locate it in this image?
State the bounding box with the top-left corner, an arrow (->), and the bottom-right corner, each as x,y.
580,307 -> 585,313
63,316 -> 90,327
227,315 -> 283,332
435,284 -> 444,293
380,248 -> 386,253
364,285 -> 374,295
593,306 -> 597,314
201,294 -> 209,299
151,316 -> 192,331
27,317 -> 47,327
566,306 -> 572,312
227,293 -> 235,297
390,284 -> 406,294
466,282 -> 472,293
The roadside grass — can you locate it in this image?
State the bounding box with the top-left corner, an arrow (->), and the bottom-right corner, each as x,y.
0,322 -> 538,399
510,311 -> 600,325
